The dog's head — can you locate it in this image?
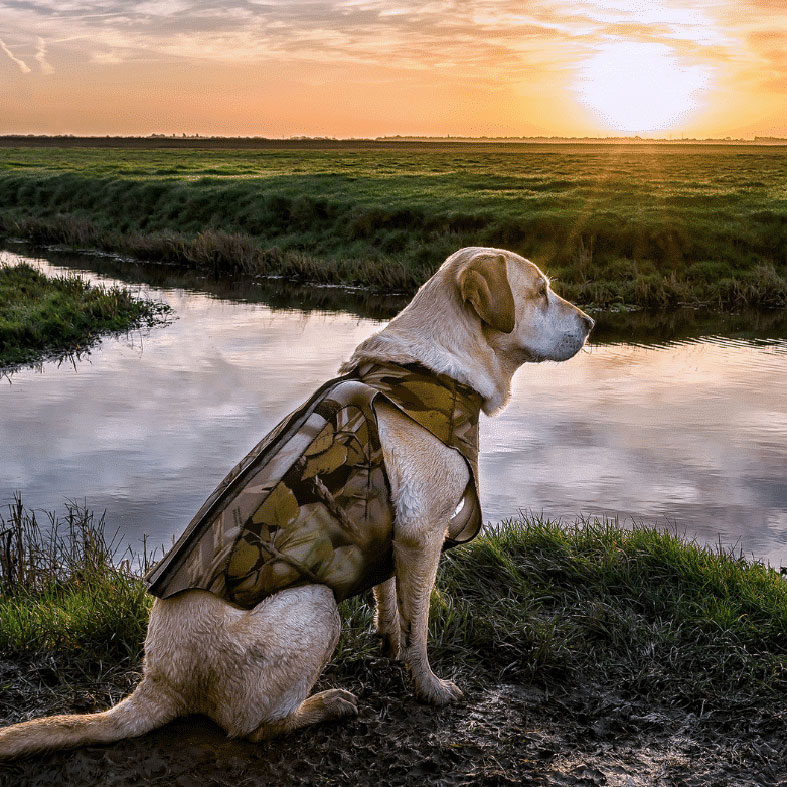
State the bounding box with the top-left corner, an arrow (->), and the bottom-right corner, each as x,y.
452,247 -> 594,365
340,246 -> 594,414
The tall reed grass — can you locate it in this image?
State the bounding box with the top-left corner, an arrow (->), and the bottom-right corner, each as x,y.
0,495 -> 152,665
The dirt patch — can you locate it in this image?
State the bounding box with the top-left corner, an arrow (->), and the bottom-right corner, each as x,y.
1,661 -> 785,787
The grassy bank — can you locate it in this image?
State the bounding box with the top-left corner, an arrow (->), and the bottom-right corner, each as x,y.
1,144 -> 786,308
1,499 -> 785,725
0,262 -> 170,368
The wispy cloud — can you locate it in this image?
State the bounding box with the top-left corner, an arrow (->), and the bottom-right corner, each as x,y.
0,36 -> 31,73
35,36 -> 54,74
0,1 -> 750,72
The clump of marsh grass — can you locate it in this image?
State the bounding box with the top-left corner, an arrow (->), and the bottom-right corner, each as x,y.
0,262 -> 172,369
0,496 -> 152,681
0,494 -> 139,593
4,217 -> 426,291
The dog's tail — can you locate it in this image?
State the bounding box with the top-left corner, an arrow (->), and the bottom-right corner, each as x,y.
0,677 -> 180,759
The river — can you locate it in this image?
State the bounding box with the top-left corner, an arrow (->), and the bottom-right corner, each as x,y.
2,244 -> 786,569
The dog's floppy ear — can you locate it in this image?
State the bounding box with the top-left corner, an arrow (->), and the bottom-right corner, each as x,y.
459,252 -> 515,334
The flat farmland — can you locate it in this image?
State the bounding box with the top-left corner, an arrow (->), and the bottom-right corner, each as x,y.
0,142 -> 785,307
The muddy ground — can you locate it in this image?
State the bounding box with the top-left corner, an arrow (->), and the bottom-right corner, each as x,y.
1,658 -> 785,787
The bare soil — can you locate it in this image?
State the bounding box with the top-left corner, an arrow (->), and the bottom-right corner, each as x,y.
1,659 -> 785,787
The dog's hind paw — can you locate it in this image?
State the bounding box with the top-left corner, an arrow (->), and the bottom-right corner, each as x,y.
247,689 -> 359,741
319,688 -> 359,720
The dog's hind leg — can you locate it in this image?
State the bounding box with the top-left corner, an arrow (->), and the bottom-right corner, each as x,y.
209,585 -> 357,742
0,675 -> 181,759
247,689 -> 358,741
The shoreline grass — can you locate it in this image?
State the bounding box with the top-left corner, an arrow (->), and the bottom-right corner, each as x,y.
1,499 -> 785,726
0,262 -> 171,368
1,145 -> 786,309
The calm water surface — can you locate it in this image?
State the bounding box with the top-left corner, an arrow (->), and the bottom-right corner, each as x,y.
2,246 -> 787,568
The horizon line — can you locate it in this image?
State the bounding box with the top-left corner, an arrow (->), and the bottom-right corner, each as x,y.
2,133 -> 786,145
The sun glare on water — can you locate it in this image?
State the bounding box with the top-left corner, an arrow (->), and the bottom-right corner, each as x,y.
575,42 -> 711,134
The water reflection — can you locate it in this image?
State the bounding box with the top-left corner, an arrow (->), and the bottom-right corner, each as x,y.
482,337 -> 787,568
2,244 -> 786,569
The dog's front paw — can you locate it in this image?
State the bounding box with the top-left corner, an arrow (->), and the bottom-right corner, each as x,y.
320,688 -> 359,720
414,674 -> 463,706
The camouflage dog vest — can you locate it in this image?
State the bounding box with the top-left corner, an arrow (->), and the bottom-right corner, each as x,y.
145,362 -> 483,608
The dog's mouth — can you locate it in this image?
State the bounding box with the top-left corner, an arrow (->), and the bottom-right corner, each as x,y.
515,347 -> 547,364
520,328 -> 591,363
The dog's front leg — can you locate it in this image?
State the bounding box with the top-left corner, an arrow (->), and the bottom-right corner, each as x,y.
374,399 -> 467,704
393,530 -> 462,705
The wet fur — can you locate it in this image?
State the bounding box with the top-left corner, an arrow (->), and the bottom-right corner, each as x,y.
0,247 -> 593,758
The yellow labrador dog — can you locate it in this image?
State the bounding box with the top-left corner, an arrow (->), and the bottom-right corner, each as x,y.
0,246 -> 593,757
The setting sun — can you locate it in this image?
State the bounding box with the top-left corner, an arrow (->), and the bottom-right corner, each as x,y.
575,42 -> 712,133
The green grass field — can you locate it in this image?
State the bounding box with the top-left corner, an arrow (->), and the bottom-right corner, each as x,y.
1,143 -> 786,307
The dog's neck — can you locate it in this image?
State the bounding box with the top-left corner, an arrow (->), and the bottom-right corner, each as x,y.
340,275 -> 518,415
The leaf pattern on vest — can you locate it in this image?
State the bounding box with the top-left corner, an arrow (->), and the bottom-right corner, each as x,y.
144,364 -> 482,609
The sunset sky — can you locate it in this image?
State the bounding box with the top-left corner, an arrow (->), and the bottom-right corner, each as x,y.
1,0 -> 785,138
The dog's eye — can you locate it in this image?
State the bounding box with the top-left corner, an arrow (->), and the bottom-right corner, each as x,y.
539,281 -> 548,298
